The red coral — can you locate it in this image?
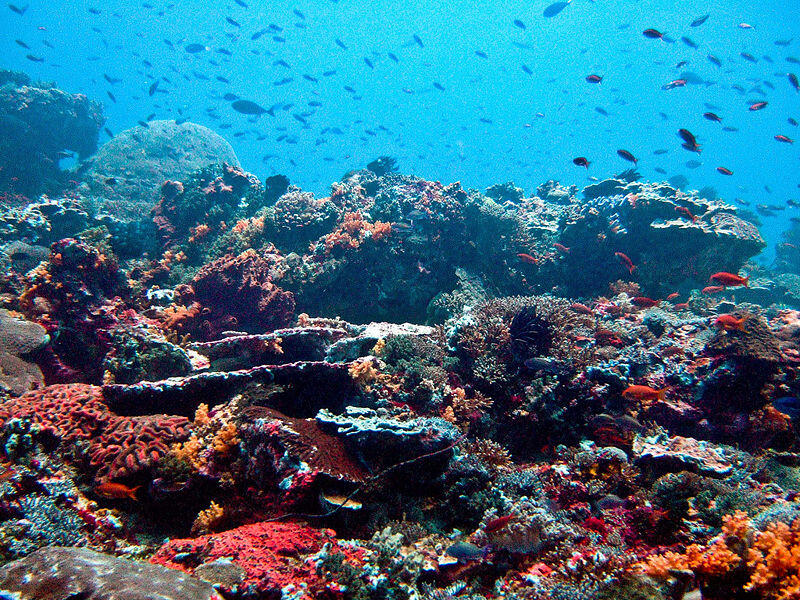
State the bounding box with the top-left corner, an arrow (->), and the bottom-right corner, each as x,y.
151,520 -> 362,599
0,384 -> 191,483
190,249 -> 295,338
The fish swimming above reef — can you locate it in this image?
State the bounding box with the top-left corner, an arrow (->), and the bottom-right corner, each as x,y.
231,99 -> 268,115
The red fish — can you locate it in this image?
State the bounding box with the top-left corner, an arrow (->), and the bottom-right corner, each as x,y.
716,166 -> 734,175
749,101 -> 768,111
570,302 -> 593,315
632,296 -> 659,308
702,285 -> 725,294
484,514 -> 518,533
554,243 -> 571,254
714,314 -> 747,331
622,385 -> 667,402
573,156 -> 590,168
95,482 -> 140,501
775,135 -> 794,143
585,74 -> 603,83
675,206 -> 697,222
667,292 -> 679,300
517,253 -> 539,265
703,112 -> 722,122
614,251 -> 636,274
674,302 -> 689,310
710,272 -> 749,287
617,149 -> 638,164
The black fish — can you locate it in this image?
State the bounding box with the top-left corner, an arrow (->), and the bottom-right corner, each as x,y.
790,73 -> 799,92
543,1 -> 570,18
617,149 -> 637,164
25,54 -> 44,62
226,16 -> 241,27
15,39 -> 29,49
185,43 -> 206,53
231,99 -> 267,115
678,128 -> 700,152
707,54 -> 721,67
413,34 -> 423,47
364,57 -> 374,69
513,19 -> 526,29
388,52 -> 399,63
475,50 -> 488,59
335,38 -> 347,50
690,14 -> 709,27
521,64 -> 532,75
8,4 -> 28,15
148,80 -> 159,96
107,91 -> 116,102
524,357 -> 570,377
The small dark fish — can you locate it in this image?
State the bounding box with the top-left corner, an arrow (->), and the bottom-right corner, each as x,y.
789,118 -> 798,126
221,91 -> 237,101
335,38 -> 347,50
234,0 -> 248,6
226,16 -> 241,27
775,135 -> 794,143
387,52 -> 399,63
433,82 -> 445,91
741,52 -> 757,63
8,3 -> 27,15
690,14 -> 709,27
25,54 -> 44,62
573,156 -> 590,168
475,50 -> 488,59
446,542 -> 487,561
542,1 -> 570,18
413,34 -> 424,48
595,106 -> 608,116
364,57 -> 374,69
148,80 -> 159,96
293,8 -> 305,19
106,91 -> 116,102
681,37 -> 697,49
231,99 -> 267,115
789,73 -> 799,92
617,149 -> 637,164
678,128 -> 700,152
513,19 -> 526,29
643,29 -> 664,39
686,159 -> 701,168
88,7 -> 101,14
707,54 -> 722,67
15,39 -> 29,49
322,69 -> 336,76
303,74 -> 318,82
185,43 -> 206,53
717,166 -> 733,175
521,64 -> 532,75
586,74 -> 603,83
653,148 -> 669,155
703,112 -> 722,122
104,127 -> 113,137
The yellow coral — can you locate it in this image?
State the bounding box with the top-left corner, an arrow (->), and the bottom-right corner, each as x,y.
211,423 -> 240,454
192,501 -> 224,535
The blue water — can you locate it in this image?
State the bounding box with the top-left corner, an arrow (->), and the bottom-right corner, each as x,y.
3,0 -> 799,251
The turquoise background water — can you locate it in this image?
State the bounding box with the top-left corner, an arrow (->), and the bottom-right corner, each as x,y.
3,0 -> 799,255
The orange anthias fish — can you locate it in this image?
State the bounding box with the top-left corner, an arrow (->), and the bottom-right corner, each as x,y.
675,206 -> 697,222
554,243 -> 571,254
622,385 -> 667,403
614,252 -> 636,274
667,292 -> 679,300
709,272 -> 749,287
95,482 -> 141,500
702,285 -> 725,295
484,514 -> 518,533
517,253 -> 539,265
714,314 -> 747,331
632,296 -> 659,308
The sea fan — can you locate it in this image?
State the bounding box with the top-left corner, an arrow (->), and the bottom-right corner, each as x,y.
509,306 -> 553,358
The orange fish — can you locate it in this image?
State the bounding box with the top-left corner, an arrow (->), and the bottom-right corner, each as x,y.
614,251 -> 636,274
622,385 -> 667,402
570,302 -> 593,315
484,514 -> 518,533
95,482 -> 140,500
714,314 -> 747,331
674,302 -> 689,310
632,296 -> 659,308
517,253 -> 539,265
709,272 -> 748,287
554,243 -> 571,254
667,292 -> 679,300
702,285 -> 725,295
716,166 -> 734,176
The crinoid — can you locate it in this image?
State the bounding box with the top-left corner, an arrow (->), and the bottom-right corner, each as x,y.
509,305 -> 554,359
